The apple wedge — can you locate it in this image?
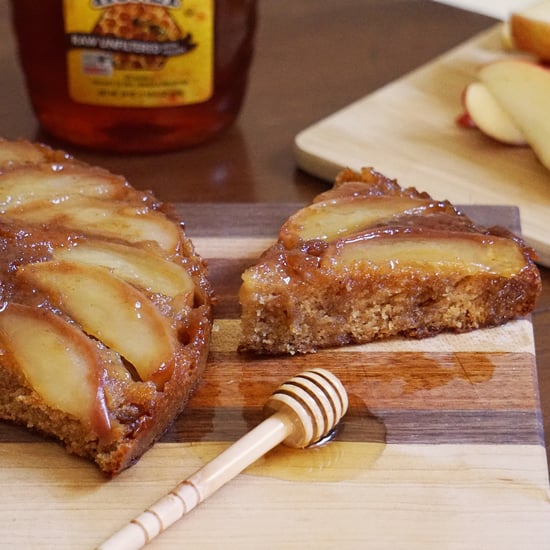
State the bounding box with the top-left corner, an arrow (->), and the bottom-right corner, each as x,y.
0,303 -> 111,437
17,260 -> 176,388
460,82 -> 527,146
478,58 -> 550,171
0,139 -> 57,168
324,232 -> 527,277
279,196 -> 456,247
7,197 -> 180,254
53,240 -> 195,301
0,164 -> 128,212
510,0 -> 550,61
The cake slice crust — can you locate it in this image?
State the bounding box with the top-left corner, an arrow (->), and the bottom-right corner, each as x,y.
239,168 -> 541,354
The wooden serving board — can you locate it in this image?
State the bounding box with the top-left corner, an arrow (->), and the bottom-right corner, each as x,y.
0,203 -> 549,549
294,24 -> 550,268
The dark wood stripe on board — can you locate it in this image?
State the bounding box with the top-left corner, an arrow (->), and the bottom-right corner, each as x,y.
197,351 -> 539,412
161,407 -> 542,446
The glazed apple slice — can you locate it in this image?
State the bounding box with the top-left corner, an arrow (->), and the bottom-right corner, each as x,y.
0,164 -> 128,211
0,303 -> 111,437
479,58 -> 550,171
324,231 -> 526,277
280,195 -> 454,247
461,82 -> 527,146
53,240 -> 194,301
8,197 -> 180,254
0,139 -> 58,168
17,260 -> 176,388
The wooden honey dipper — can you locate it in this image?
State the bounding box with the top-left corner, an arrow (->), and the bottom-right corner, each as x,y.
98,368 -> 348,550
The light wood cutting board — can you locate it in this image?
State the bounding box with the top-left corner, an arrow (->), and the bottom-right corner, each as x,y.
294,24 -> 550,267
0,203 -> 548,549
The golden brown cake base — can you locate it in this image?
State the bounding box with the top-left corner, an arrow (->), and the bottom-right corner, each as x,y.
0,139 -> 213,475
239,168 -> 541,355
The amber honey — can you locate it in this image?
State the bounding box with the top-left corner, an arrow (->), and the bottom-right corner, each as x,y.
10,0 -> 256,153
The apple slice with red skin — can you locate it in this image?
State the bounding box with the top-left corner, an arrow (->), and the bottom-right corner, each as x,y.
479,58 -> 550,170
460,81 -> 527,146
0,303 -> 111,438
17,260 -> 176,389
456,111 -> 477,129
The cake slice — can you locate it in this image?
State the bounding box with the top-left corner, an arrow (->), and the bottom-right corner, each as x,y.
239,167 -> 541,354
0,139 -> 213,475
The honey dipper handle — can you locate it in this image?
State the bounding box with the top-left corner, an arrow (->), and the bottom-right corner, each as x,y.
98,368 -> 348,550
97,413 -> 293,550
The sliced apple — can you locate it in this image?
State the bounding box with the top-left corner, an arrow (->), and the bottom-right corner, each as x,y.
323,232 -> 527,277
0,303 -> 111,437
0,139 -> 53,168
17,260 -> 176,388
53,240 -> 194,301
456,111 -> 476,129
510,0 -> 550,61
7,197 -> 180,254
280,195 -> 456,247
461,82 -> 527,146
478,58 -> 550,170
0,164 -> 128,212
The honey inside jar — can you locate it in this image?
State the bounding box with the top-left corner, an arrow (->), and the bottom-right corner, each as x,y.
10,0 -> 257,153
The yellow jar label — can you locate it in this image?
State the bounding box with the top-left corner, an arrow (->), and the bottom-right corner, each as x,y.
63,0 -> 214,107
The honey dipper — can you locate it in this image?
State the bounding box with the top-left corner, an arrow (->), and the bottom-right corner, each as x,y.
98,368 -> 348,550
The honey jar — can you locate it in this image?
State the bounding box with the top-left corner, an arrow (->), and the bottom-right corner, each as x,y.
10,0 -> 257,153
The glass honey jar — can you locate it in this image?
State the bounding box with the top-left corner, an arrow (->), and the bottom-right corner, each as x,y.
10,0 -> 257,153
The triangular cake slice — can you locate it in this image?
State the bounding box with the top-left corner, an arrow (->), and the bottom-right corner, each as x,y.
239,167 -> 541,354
0,139 -> 213,475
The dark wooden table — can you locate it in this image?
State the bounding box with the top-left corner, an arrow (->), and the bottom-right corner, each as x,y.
1,0 -> 549,473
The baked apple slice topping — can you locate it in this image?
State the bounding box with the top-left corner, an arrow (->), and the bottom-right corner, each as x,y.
6,197 -> 180,254
53,240 -> 195,302
0,304 -> 111,438
323,231 -> 526,277
0,138 -> 66,168
17,260 -> 176,389
0,164 -> 128,212
279,196 -> 455,247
